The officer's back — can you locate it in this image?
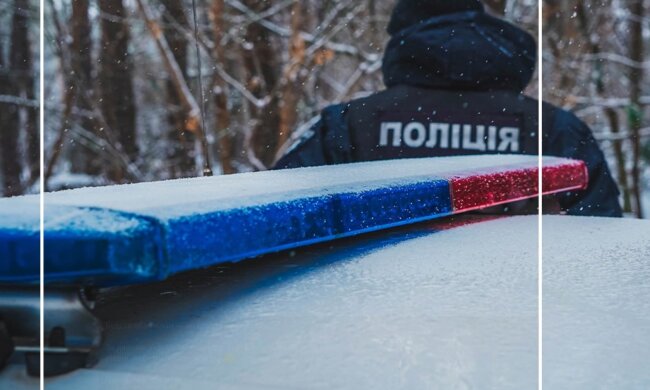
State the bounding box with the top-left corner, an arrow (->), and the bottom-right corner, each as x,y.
275,0 -> 622,217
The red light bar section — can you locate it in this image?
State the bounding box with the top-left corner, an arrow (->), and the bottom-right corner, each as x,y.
450,159 -> 589,212
541,160 -> 589,195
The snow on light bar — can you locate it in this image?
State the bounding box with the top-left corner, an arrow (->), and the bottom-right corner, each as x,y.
0,156 -> 587,287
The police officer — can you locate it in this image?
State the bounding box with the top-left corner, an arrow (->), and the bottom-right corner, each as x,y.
275,0 -> 622,217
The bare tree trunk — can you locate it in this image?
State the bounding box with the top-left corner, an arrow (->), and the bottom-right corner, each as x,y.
44,0 -> 74,188
12,0 -> 38,185
98,0 -> 138,183
367,0 -> 383,54
241,0 -> 280,168
606,110 -> 633,212
161,0 -> 196,177
543,0 -> 580,103
277,1 -> 306,155
70,0 -> 101,176
0,0 -> 38,196
629,0 -> 645,218
136,0 -> 213,176
210,0 -> 236,174
0,37 -> 21,196
575,0 -> 633,213
0,96 -> 20,196
44,84 -> 75,186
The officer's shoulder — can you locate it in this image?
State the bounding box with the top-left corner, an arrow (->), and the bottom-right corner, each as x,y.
284,103 -> 352,154
542,101 -> 592,137
346,87 -> 409,109
321,101 -> 351,118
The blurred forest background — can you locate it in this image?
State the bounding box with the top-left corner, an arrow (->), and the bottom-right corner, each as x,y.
10,0 -> 647,218
0,0 -> 39,198
41,0 -> 536,187
543,0 -> 650,218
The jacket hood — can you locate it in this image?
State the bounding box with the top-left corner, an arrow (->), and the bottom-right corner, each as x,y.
387,0 -> 484,35
382,11 -> 537,92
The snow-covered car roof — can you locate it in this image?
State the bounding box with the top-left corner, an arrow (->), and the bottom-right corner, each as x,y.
543,216 -> 650,388
2,214 -> 646,389
9,215 -> 539,389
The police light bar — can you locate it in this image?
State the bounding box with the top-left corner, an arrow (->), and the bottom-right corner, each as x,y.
0,197 -> 40,284
0,156 -> 587,287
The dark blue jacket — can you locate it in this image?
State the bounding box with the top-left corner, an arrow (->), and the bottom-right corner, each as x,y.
275,11 -> 622,217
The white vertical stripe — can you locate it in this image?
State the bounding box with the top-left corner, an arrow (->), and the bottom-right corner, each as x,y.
538,0 -> 544,388
39,0 -> 45,387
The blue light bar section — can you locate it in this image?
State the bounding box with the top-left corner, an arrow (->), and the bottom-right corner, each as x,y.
0,180 -> 452,287
0,228 -> 39,284
0,197 -> 40,285
163,181 -> 452,277
43,207 -> 166,286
